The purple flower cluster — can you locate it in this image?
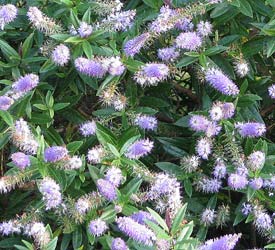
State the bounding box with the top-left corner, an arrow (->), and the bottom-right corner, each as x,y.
125,138 -> 153,159
196,137 -> 212,159
75,57 -> 107,78
78,22 -> 93,38
51,44 -> 70,66
39,177 -> 62,210
175,17 -> 194,31
0,4 -> 17,30
96,178 -> 117,201
235,122 -> 266,138
175,32 -> 202,51
11,152 -> 30,170
87,145 -> 105,164
228,173 -> 248,190
102,56 -> 125,76
105,167 -> 123,187
123,33 -> 151,57
205,68 -> 239,96
134,114 -> 157,131
199,233 -> 241,250
247,151 -> 265,171
131,211 -> 154,225
134,63 -> 169,86
197,177 -> 221,193
111,238 -> 128,250
268,84 -> 275,99
201,208 -> 216,226
0,74 -> 39,111
44,146 -> 68,163
89,219 -> 108,236
157,47 -> 180,62
79,120 -> 97,137
212,159 -> 227,179
116,216 -> 156,246
197,21 -> 212,37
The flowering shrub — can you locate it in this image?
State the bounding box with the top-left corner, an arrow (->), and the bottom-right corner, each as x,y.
1,0 -> 275,249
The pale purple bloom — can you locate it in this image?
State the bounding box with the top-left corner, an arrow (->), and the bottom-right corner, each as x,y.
87,145 -> 104,164
105,167 -> 123,187
0,4 -> 17,30
149,6 -> 176,33
123,33 -> 150,57
0,96 -> 13,110
63,156 -> 82,170
189,115 -> 210,132
213,159 -> 227,179
196,137 -> 212,160
209,104 -> 223,121
0,220 -> 21,235
44,146 -> 68,163
75,57 -> 107,78
201,208 -> 216,226
103,56 -> 125,76
157,47 -> 180,62
89,219 -> 108,236
234,60 -> 249,78
116,216 -> 156,246
12,74 -> 39,93
197,177 -> 222,193
241,203 -> 252,216
134,115 -> 157,131
205,122 -> 222,137
254,211 -> 272,233
175,32 -> 202,51
199,233 -> 241,250
134,63 -> 169,87
205,68 -> 239,96
264,176 -> 275,190
51,44 -> 70,66
11,152 -> 30,169
156,239 -> 170,250
180,155 -> 200,173
197,21 -> 212,37
79,121 -> 96,137
39,178 -> 62,210
175,18 -> 194,31
131,211 -> 154,225
125,139 -> 153,159
221,102 -> 235,119
111,238 -> 128,250
78,22 -> 93,38
97,179 -> 117,201
268,84 -> 275,99
228,173 -> 248,190
236,165 -> 248,177
100,10 -> 136,31
249,177 -> 263,190
247,151 -> 265,171
235,122 -> 266,138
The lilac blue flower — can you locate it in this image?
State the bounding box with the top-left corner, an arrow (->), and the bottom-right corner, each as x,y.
79,120 -> 96,137
228,173 -> 248,190
125,139 -> 153,159
157,47 -> 180,62
235,122 -> 266,138
97,178 -> 117,201
134,114 -> 157,131
12,74 -> 39,94
0,96 -> 13,110
75,57 -> 107,78
89,219 -> 108,236
249,177 -> 263,190
0,4 -> 17,30
175,32 -> 202,51
51,44 -> 70,66
11,152 -> 30,170
78,22 -> 93,38
123,33 -> 150,57
105,167 -> 123,187
111,238 -> 128,250
44,146 -> 68,163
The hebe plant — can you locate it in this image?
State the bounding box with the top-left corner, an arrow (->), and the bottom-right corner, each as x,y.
1,0 -> 275,249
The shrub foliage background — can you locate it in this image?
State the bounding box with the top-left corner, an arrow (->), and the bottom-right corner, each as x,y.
1,0 -> 275,249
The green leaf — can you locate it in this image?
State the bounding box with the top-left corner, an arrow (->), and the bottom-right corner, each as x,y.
176,56 -> 198,68
237,94 -> 262,107
155,162 -> 182,176
22,33 -> 34,58
265,243 -> 275,249
45,237 -> 58,250
171,204 -> 187,235
184,179 -> 193,198
72,227 -> 82,249
204,46 -> 227,56
0,110 -> 13,126
177,221 -> 194,242
107,143 -> 120,157
67,141 -> 83,153
239,0 -> 253,17
267,37 -> 275,57
0,238 -> 23,248
96,123 -> 117,147
82,40 -> 93,59
53,103 -> 70,111
147,207 -> 169,232
0,39 -> 20,60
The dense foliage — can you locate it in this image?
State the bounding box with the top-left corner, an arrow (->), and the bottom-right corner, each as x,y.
2,0 -> 275,249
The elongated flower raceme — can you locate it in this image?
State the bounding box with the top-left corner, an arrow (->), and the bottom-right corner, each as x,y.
227,173 -> 248,190
196,177 -> 221,193
12,118 -> 38,155
102,56 -> 125,76
0,4 -> 17,30
75,57 -> 107,78
196,137 -> 212,159
125,139 -> 153,159
205,68 -> 239,96
134,114 -> 157,131
197,21 -> 212,37
247,151 -> 265,171
234,60 -> 249,78
0,96 -> 13,110
134,63 -> 169,86
175,17 -> 194,31
175,32 -> 202,51
249,177 -> 263,190
235,122 -> 266,138
38,177 -> 62,210
79,120 -> 97,137
105,167 -> 123,187
11,152 -> 30,170
201,208 -> 216,226
51,44 -> 70,66
116,216 -> 156,246
254,211 -> 273,234
24,222 -> 50,248
0,220 -> 21,236
189,115 -> 210,132
96,178 -> 117,201
12,74 -> 39,94
87,145 -> 105,164
27,7 -> 61,35
199,233 -> 241,250
158,47 -> 180,62
124,33 -> 151,57
131,211 -> 155,225
99,10 -> 136,31
213,159 -> 227,179
89,219 -> 108,236
44,146 -> 68,163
